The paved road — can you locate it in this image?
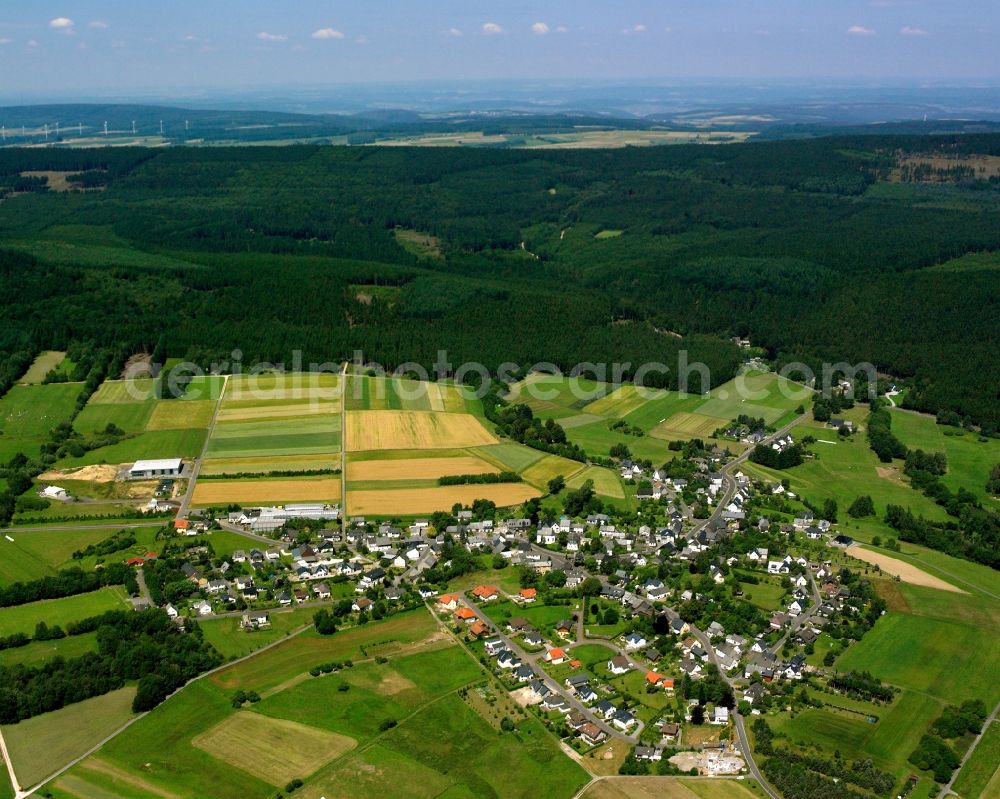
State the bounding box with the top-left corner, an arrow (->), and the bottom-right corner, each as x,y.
460,593 -> 634,743
938,702 -> 1000,798
177,374 -> 228,518
135,567 -> 152,605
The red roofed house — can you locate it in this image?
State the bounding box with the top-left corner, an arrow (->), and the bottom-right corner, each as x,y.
438,594 -> 460,610
646,671 -> 664,686
546,647 -> 567,664
469,620 -> 488,638
126,557 -> 145,566
174,518 -> 190,531
455,607 -> 477,622
471,585 -> 499,602
519,588 -> 537,603
569,659 -> 582,669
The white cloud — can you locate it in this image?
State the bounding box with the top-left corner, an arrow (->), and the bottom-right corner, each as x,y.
900,25 -> 928,36
446,27 -> 462,37
555,26 -> 568,34
634,24 -> 647,32
481,22 -> 503,36
0,37 -> 11,45
356,34 -> 369,45
49,17 -> 74,31
531,22 -> 550,35
26,39 -> 40,48
847,25 -> 876,36
312,27 -> 344,40
88,20 -> 108,29
256,31 -> 287,42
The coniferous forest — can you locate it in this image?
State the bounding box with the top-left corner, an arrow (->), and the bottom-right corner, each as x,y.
0,134 -> 998,425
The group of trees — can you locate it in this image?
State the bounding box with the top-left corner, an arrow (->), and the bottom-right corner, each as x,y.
884,503 -> 1000,569
750,442 -> 805,469
0,609 -> 220,722
0,563 -> 131,608
437,471 -> 521,486
866,400 -> 907,463
483,392 -> 587,462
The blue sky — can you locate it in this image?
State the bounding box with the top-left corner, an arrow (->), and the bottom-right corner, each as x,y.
0,1 -> 996,94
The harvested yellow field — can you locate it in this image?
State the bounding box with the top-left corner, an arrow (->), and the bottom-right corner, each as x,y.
520,454 -> 586,488
582,777 -> 760,799
199,453 -> 337,476
349,483 -> 540,515
225,372 -> 341,400
350,456 -> 499,481
846,546 -> 966,593
192,712 -> 355,786
217,400 -> 338,422
145,400 -> 217,430
192,478 -> 341,505
425,381 -> 445,412
649,411 -> 726,440
346,410 -> 496,451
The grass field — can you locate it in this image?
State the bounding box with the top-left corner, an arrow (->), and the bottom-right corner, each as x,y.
348,455 -> 499,481
0,383 -> 82,461
954,720 -> 1000,799
199,607 -> 321,660
57,428 -> 208,467
582,385 -> 651,418
519,453 -> 587,488
567,465 -> 626,498
145,400 -> 216,431
19,351 -> 67,384
87,379 -> 156,404
473,443 -> 545,472
696,371 -> 811,420
890,410 -> 1000,507
346,410 -> 495,451
348,483 -> 540,515
836,612 -> 1000,706
192,476 -> 341,505
74,401 -> 155,434
0,632 -> 98,668
0,586 -> 131,637
2,687 -> 137,788
192,712 -> 356,786
0,527 -> 131,585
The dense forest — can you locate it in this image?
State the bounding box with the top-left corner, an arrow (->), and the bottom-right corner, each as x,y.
0,134 -> 998,424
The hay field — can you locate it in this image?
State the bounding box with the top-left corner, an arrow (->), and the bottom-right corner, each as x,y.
146,400 -> 216,430
846,546 -> 965,593
582,385 -> 650,418
649,411 -> 727,440
349,456 -> 498,481
192,712 -> 355,786
217,400 -> 338,422
346,410 -> 495,451
348,483 -> 539,515
225,372 -> 341,400
192,478 -> 341,505
88,379 -> 157,403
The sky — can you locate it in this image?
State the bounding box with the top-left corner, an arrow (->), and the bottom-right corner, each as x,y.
0,1 -> 997,96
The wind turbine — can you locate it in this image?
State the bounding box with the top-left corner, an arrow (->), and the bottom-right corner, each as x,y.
132,120 -> 136,135
104,121 -> 108,135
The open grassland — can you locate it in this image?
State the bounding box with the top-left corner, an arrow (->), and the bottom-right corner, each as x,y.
74,401 -> 154,434
210,609 -> 440,693
0,586 -> 130,637
348,455 -> 499,481
0,527 -> 128,585
192,477 -> 341,505
696,371 -> 811,420
58,428 -> 207,467
18,351 -> 67,384
346,410 -> 496,451
199,606 -> 324,660
890,410 -> 1000,507
0,383 -> 82,461
0,631 -> 98,669
192,713 -> 356,787
206,415 -> 340,459
300,692 -> 588,799
349,483 -> 540,515
506,373 -> 608,417
567,465 -> 626,498
343,375 -> 453,412
88,380 -> 156,404
199,452 -> 336,476
837,612 -> 1000,706
954,719 -> 1000,799
2,687 -> 137,789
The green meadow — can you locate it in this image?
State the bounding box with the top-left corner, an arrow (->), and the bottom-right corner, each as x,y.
0,383 -> 82,462
0,586 -> 131,638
